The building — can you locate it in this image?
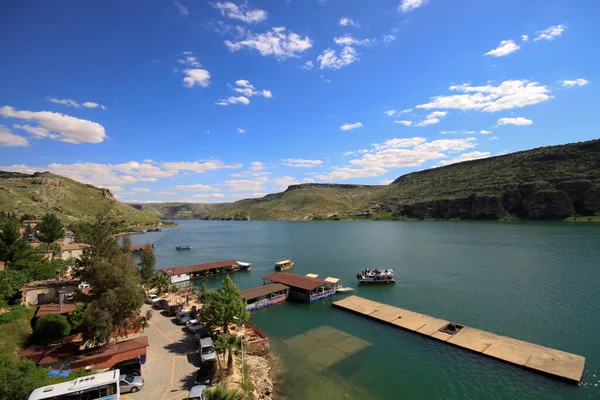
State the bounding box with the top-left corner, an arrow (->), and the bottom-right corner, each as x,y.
19,336 -> 149,370
60,243 -> 89,261
239,283 -> 289,311
21,276 -> 80,305
162,259 -> 250,284
262,272 -> 335,303
35,303 -> 77,319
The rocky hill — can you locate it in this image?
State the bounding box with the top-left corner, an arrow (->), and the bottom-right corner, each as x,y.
128,202 -> 230,219
207,139 -> 600,221
0,171 -> 161,226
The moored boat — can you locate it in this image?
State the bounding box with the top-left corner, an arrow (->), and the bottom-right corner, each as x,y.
357,268 -> 395,284
275,258 -> 294,271
176,245 -> 192,250
335,287 -> 354,293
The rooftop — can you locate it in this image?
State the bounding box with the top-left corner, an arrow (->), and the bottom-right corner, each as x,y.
239,283 -> 289,301
21,278 -> 80,291
35,303 -> 77,318
263,272 -> 328,291
61,243 -> 89,251
28,370 -> 120,400
163,259 -> 239,276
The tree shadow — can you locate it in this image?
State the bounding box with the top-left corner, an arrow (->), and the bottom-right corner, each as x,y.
163,333 -> 197,357
177,370 -> 198,390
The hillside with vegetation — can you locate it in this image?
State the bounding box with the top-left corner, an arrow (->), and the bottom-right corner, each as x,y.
207,139 -> 600,221
0,171 -> 160,227
128,202 -> 230,219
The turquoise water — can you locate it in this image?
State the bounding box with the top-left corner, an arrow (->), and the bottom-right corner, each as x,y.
131,220 -> 600,400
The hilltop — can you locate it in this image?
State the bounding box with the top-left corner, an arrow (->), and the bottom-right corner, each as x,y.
0,171 -> 161,226
128,202 -> 229,219
207,139 -> 600,220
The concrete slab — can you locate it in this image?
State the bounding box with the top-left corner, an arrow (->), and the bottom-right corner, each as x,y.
332,296 -> 586,382
306,345 -> 348,368
331,336 -> 371,355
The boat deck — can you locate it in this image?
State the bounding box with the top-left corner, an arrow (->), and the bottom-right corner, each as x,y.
332,296 -> 585,382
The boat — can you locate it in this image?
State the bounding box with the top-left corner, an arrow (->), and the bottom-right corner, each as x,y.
335,287 -> 354,293
356,268 -> 395,284
275,258 -> 294,271
176,245 -> 192,250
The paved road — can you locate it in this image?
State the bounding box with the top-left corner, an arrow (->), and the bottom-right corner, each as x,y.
122,305 -> 199,400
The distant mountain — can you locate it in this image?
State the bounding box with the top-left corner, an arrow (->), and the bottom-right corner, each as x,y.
127,202 -> 230,219
206,139 -> 600,221
0,171 -> 160,226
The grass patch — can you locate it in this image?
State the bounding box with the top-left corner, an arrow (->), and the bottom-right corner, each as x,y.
0,305 -> 35,362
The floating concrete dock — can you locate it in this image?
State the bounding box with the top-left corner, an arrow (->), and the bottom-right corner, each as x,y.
333,296 -> 585,382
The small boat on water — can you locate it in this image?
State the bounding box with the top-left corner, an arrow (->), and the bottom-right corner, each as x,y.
357,268 -> 395,284
176,245 -> 192,250
275,258 -> 294,271
336,287 -> 354,293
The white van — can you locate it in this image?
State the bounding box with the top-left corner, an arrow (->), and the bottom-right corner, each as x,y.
187,385 -> 206,400
199,337 -> 216,362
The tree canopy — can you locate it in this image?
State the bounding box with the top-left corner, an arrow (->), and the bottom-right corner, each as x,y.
199,275 -> 249,333
139,244 -> 156,284
35,214 -> 65,244
150,272 -> 170,295
31,314 -> 71,345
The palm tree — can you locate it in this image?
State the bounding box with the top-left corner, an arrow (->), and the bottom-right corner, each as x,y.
169,285 -> 179,303
203,384 -> 244,400
150,273 -> 170,295
214,334 -> 241,373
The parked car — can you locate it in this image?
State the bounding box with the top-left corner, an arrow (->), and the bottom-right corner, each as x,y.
119,374 -> 144,393
112,358 -> 142,376
165,304 -> 179,316
176,310 -> 191,325
153,299 -> 169,310
187,385 -> 206,400
194,359 -> 216,386
199,337 -> 216,362
146,294 -> 160,304
185,319 -> 208,336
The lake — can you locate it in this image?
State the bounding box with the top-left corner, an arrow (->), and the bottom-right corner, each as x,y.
130,220 -> 600,400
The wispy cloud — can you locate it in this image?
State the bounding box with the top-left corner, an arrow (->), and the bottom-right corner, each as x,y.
340,122 -> 363,131
534,24 -> 566,41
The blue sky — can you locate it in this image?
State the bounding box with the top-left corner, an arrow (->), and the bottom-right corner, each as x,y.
0,0 -> 597,203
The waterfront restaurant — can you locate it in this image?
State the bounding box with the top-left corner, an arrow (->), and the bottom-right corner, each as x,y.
163,259 -> 248,284
262,272 -> 335,303
239,283 -> 289,311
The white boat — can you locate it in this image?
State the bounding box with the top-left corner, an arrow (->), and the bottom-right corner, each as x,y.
357,268 -> 396,284
335,287 -> 354,293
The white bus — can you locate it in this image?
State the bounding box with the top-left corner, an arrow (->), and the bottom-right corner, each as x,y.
28,370 -> 120,400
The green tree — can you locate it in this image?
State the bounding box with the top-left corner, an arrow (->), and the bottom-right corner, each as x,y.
139,244 -> 156,284
121,235 -> 132,253
32,314 -> 71,345
214,333 -> 241,373
169,284 -> 179,303
150,273 -> 170,295
0,270 -> 29,305
77,212 -> 149,345
203,384 -> 245,400
36,214 -> 65,244
199,275 -> 249,334
0,222 -> 41,268
67,302 -> 86,331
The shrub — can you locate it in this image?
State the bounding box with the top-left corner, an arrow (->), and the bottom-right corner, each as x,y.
32,314 -> 71,345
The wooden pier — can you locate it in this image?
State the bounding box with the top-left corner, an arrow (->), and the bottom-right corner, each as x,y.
333,296 -> 585,382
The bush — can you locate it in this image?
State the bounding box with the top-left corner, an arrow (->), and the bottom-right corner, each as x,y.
0,305 -> 30,325
0,271 -> 29,305
32,314 -> 71,345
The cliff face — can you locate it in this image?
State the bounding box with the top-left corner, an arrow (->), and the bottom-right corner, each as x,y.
206,139 -> 600,221
128,202 -> 230,219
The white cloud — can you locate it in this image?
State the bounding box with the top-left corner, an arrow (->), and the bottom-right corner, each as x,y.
48,98 -> 106,109
398,0 -> 428,13
281,158 -> 323,168
301,61 -> 314,70
227,79 -> 272,101
496,117 -> 533,126
156,191 -> 176,195
214,2 -> 267,23
131,187 -> 151,193
333,34 -> 373,47
225,27 -> 312,60
193,193 -> 226,200
237,128 -> 246,133
521,34 -> 529,41
175,184 -> 213,192
1,106 -> 106,144
161,160 -> 241,175
394,120 -> 413,126
272,176 -> 300,190
0,125 -> 29,147
216,96 -> 250,106
340,17 -> 359,27
416,80 -> 552,112
224,179 -> 266,192
561,78 -> 589,88
380,180 -> 394,185
183,69 -> 210,88
174,1 -> 188,16
386,108 -> 412,117
340,122 -> 363,131
484,40 -> 520,57
534,24 -> 566,41
384,110 -> 396,116
317,137 -> 477,181
317,46 -> 358,69
490,136 -> 498,141
383,34 -> 396,43
178,52 -> 201,68
479,130 -> 491,134
343,149 -> 369,156
439,151 -> 491,166
416,111 -> 447,127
